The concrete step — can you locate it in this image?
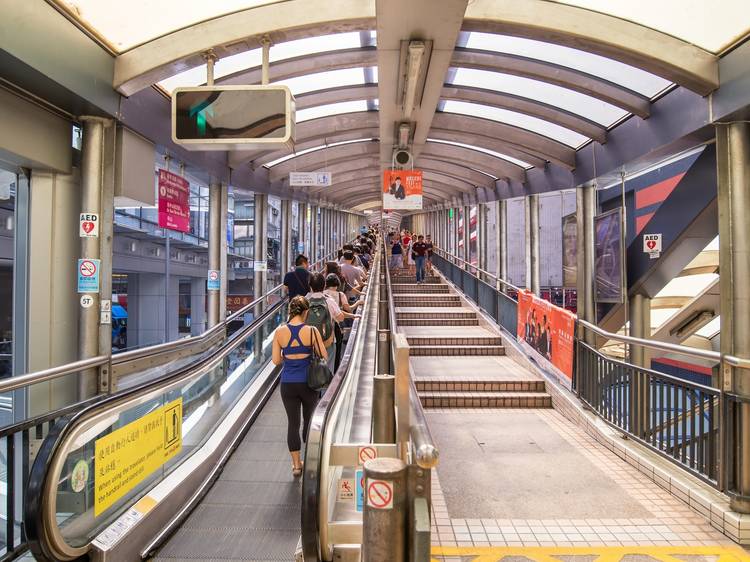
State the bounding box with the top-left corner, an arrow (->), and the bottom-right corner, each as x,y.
393,296 -> 461,307
407,336 -> 503,346
415,380 -> 546,393
391,284 -> 449,293
409,345 -> 505,356
396,310 -> 476,319
420,391 -> 552,409
398,318 -> 480,326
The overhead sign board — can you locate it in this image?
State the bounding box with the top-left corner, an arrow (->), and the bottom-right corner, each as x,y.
643,233 -> 662,259
383,170 -> 423,210
158,170 -> 190,233
289,171 -> 332,187
172,85 -> 295,151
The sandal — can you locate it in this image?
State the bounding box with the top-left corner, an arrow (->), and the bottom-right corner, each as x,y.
292,462 -> 303,478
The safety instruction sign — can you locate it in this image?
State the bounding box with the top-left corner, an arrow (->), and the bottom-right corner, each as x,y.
338,478 -> 354,501
643,233 -> 662,259
207,270 -> 220,291
289,171 -> 332,187
358,445 -> 377,466
80,213 -> 99,237
78,259 -> 101,293
355,469 -> 364,512
367,479 -> 393,510
94,398 -> 183,516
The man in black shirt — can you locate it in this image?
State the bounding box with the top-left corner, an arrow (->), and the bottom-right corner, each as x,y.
283,254 -> 311,298
412,235 -> 430,284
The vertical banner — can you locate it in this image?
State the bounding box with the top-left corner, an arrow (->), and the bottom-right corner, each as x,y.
594,209 -> 624,303
562,212 -> 577,288
382,170 -> 422,210
158,169 -> 190,233
516,291 -> 576,388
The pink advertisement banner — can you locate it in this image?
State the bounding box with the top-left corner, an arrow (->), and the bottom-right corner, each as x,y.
158,169 -> 190,233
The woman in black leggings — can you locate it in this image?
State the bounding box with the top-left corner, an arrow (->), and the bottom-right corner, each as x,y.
272,296 -> 328,477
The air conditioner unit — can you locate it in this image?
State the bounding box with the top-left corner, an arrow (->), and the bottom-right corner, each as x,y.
392,149 -> 413,169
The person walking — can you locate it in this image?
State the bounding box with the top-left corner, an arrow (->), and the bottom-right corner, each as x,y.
283,254 -> 310,299
412,234 -> 429,284
424,234 -> 434,273
305,273 -> 338,372
390,235 -> 403,270
272,296 -> 328,477
325,273 -> 362,370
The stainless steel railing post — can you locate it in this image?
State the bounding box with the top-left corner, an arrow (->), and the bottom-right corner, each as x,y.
362,457 -> 407,562
372,374 -> 396,443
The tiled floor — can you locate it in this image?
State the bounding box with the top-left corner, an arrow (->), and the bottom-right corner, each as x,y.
429,407 -> 737,548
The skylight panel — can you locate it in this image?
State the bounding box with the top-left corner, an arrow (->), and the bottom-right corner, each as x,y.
275,67 -> 370,95
464,32 -> 671,97
426,138 -> 532,169
655,273 -> 718,299
696,315 -> 721,339
442,100 -> 589,148
297,100 -> 371,122
265,138 -> 374,167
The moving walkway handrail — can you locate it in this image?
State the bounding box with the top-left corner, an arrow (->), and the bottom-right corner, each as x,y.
25,297 -> 289,562
301,242 -> 381,561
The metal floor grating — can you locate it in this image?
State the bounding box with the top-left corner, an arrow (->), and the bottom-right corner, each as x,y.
152,390 -> 302,561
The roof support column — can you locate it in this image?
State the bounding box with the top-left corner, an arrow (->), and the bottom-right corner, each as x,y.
478,203 -> 488,278
494,199 -> 507,292
716,122 -> 750,512
462,205 -> 471,269
576,184 -> 597,346
628,293 -> 651,439
310,204 -> 319,262
280,198 -> 292,276
207,180 -> 225,328
299,202 -> 308,258
253,192 -> 268,315
526,195 -> 540,295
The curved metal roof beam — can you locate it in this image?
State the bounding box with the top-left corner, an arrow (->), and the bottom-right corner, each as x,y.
462,0 -> 718,95
306,157 -> 380,177
251,128 -> 379,168
441,85 -> 607,143
308,176 -> 381,196
420,141 -> 526,181
422,171 -> 476,193
426,129 -> 546,169
217,47 -> 376,86
452,48 -> 650,118
269,142 -> 379,181
296,83 -> 378,110
414,158 -> 496,188
340,192 -> 441,208
114,0 -> 375,95
431,112 -> 575,169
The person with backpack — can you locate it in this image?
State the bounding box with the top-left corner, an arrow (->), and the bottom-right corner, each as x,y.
305,273 -> 341,372
283,254 -> 310,299
271,296 -> 328,477
325,273 -> 362,370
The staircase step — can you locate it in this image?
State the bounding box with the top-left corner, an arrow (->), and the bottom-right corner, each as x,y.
397,311 -> 476,319
409,345 -> 505,356
394,296 -> 461,307
420,391 -> 552,409
407,336 -> 503,346
391,284 -> 449,293
416,380 -> 546,393
398,318 -> 480,326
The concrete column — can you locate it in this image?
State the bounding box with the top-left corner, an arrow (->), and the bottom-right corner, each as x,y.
495,199 -> 507,288
310,204 -> 319,261
716,122 -> 750,512
477,204 -> 487,273
453,207 -> 459,258
280,199 -> 291,275
190,278 -> 207,336
207,180 -> 222,328
462,205 -> 470,267
526,195 -> 540,295
299,202 -> 308,257
576,184 -> 597,345
253,192 -> 268,310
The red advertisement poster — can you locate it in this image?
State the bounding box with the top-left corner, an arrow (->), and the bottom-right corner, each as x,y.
382,170 -> 423,210
516,290 -> 576,388
158,169 -> 190,233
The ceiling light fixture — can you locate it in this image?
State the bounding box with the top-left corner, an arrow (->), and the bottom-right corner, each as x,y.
400,40 -> 429,119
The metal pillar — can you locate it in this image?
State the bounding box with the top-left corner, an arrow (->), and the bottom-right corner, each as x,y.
207,181 -> 222,328
462,205 -> 470,267
716,122 -> 750,512
628,293 -> 651,438
478,203 -> 487,274
299,202 -> 308,257
253,193 -> 268,312
526,194 -> 540,295
280,199 -> 291,274
576,184 -> 596,345
495,199 -> 507,289
362,458 -> 407,562
78,116 -> 111,399
310,204 -> 319,262
372,374 -> 396,443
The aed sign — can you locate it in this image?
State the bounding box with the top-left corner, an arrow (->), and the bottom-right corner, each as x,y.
643,233 -> 662,259
94,398 -> 182,516
80,213 -> 99,238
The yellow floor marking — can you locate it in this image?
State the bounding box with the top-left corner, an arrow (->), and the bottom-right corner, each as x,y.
431,545 -> 750,562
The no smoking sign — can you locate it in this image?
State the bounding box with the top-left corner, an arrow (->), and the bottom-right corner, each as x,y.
367,479 -> 393,510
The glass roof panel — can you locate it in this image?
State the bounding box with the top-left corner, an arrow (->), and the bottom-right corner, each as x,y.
651,308 -> 681,330
159,32 -> 374,92
547,1 -> 750,54
54,0 -> 283,52
655,273 -> 718,299
275,67 -> 372,95
265,137 -> 374,167
449,68 -> 627,126
441,100 -> 589,147
426,138 -> 532,169
696,315 -> 721,339
464,32 -> 671,98
297,100 -> 371,122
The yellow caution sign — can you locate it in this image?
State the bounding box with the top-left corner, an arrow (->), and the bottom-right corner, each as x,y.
94,398 -> 182,516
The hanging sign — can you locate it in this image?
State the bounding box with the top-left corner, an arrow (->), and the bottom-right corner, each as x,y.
643,233 -> 662,259
77,259 -> 101,293
79,213 -> 99,238
207,270 -> 221,291
157,169 -> 190,233
253,261 -> 268,272
289,172 -> 332,187
383,170 -> 422,210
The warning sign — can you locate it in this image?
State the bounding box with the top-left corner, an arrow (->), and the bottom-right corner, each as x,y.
643,233 -> 662,259
207,269 -> 220,291
78,259 -> 101,293
367,479 -> 393,510
338,478 -> 354,501
94,398 -> 183,516
79,213 -> 99,237
358,446 -> 377,466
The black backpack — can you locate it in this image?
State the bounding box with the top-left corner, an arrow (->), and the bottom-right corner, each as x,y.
307,296 -> 334,342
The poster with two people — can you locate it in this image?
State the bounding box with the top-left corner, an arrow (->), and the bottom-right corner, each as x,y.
383,170 -> 423,210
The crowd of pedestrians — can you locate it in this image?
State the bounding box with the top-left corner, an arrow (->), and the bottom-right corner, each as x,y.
273,228 -> 378,476
388,229 -> 434,283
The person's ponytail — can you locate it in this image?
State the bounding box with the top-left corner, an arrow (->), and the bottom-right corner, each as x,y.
288,295 -> 309,320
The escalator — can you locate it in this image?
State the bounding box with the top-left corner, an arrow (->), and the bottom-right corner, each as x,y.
23,248 -> 382,562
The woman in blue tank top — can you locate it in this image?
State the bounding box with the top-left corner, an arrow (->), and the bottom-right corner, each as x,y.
272,296 -> 328,477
